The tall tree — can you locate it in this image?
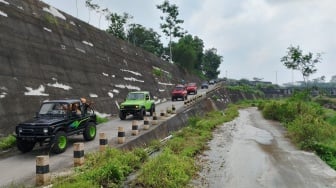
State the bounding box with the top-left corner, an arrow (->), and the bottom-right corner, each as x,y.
172,34 -> 203,72
281,45 -> 322,87
202,48 -> 222,80
127,24 -> 164,56
85,0 -> 99,24
106,12 -> 132,40
157,0 -> 186,63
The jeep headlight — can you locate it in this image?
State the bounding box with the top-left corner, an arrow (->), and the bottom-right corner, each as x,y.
120,105 -> 124,109
135,105 -> 139,109
18,128 -> 22,133
43,128 -> 48,134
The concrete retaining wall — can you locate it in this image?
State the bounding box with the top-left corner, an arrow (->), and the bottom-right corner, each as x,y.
0,0 -> 200,135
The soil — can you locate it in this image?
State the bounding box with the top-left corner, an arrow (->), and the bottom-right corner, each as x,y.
191,107 -> 336,188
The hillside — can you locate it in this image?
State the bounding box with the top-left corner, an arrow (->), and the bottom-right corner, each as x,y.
0,0 -> 200,135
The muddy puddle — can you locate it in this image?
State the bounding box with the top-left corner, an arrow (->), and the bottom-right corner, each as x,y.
191,107 -> 336,188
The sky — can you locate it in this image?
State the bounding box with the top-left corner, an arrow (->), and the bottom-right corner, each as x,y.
41,0 -> 336,86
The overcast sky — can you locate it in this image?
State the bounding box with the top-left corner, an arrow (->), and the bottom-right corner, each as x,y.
42,0 -> 336,85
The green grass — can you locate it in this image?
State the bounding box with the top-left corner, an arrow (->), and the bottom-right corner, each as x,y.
133,107 -> 238,187
0,135 -> 16,150
52,106 -> 239,187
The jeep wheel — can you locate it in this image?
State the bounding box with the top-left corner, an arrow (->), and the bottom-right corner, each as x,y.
83,122 -> 96,141
52,131 -> 68,154
150,105 -> 155,116
119,111 -> 126,120
17,139 -> 35,153
139,108 -> 145,120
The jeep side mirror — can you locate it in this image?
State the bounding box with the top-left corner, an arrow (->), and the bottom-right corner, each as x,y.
35,112 -> 39,118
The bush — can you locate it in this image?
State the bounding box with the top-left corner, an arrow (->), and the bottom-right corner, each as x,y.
0,135 -> 16,150
287,115 -> 335,150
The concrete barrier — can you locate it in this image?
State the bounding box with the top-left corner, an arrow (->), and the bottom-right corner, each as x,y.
36,155 -> 50,186
118,127 -> 125,144
144,117 -> 150,130
152,112 -> 158,125
73,142 -> 84,167
132,120 -> 139,135
99,133 -> 108,152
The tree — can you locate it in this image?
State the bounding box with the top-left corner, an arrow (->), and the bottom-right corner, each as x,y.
202,48 -> 222,80
157,0 -> 186,63
127,24 -> 164,56
85,0 -> 99,24
172,35 -> 204,73
106,12 -> 132,40
281,45 -> 322,87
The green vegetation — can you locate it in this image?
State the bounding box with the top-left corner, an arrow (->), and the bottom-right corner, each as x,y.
133,107 -> 238,187
0,135 -> 16,150
96,115 -> 109,124
227,85 -> 265,96
51,106 -> 239,187
152,67 -> 163,77
53,148 -> 148,187
259,92 -> 336,169
45,14 -> 58,25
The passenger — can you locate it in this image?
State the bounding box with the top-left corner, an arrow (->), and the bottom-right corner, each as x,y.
71,103 -> 81,116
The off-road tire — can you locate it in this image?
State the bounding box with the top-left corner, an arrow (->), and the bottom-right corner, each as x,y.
119,111 -> 126,120
139,108 -> 145,120
83,122 -> 96,141
52,131 -> 68,154
150,105 -> 155,116
17,139 -> 35,153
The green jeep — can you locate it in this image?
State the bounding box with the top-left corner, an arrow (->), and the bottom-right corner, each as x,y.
119,91 -> 155,120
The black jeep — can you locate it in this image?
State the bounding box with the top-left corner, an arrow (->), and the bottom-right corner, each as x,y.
15,99 -> 97,154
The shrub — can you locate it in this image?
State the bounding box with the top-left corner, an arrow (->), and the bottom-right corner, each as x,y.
287,115 -> 335,150
0,135 -> 16,150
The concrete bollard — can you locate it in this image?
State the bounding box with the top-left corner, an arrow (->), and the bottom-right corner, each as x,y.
160,109 -> 165,119
73,142 -> 84,167
144,117 -> 150,130
172,104 -> 176,114
132,120 -> 139,135
152,112 -> 158,125
118,127 -> 125,144
36,155 -> 51,186
165,107 -> 170,117
99,132 -> 108,152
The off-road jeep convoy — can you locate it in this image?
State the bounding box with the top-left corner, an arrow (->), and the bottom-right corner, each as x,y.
15,99 -> 97,154
119,91 -> 155,120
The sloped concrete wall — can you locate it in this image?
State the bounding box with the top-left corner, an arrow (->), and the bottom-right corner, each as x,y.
0,0 -> 200,135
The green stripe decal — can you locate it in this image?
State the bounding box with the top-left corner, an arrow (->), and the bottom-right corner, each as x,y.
70,118 -> 89,128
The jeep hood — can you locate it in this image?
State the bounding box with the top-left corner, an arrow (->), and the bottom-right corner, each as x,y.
19,118 -> 64,126
121,100 -> 144,106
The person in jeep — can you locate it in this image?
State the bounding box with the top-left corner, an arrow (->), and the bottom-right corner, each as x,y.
15,99 -> 97,154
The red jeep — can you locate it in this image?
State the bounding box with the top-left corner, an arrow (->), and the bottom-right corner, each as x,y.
186,83 -> 198,94
171,84 -> 188,101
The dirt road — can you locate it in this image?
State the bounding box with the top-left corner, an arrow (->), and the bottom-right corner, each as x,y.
192,107 -> 336,188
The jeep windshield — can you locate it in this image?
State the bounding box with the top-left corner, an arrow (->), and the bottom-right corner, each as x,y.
39,102 -> 68,117
126,93 -> 144,100
174,86 -> 184,91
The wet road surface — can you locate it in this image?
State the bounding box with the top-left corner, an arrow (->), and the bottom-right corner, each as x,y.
192,107 -> 336,188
